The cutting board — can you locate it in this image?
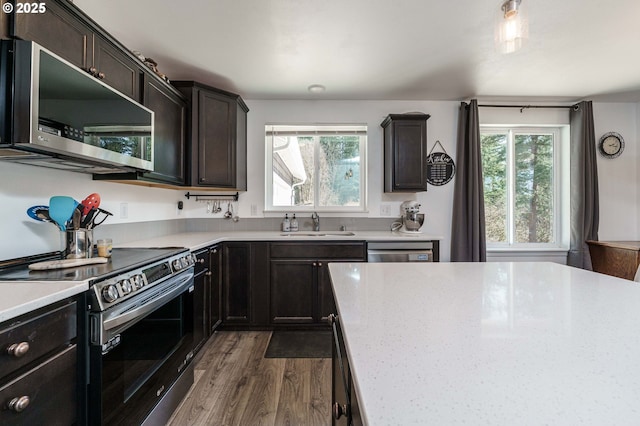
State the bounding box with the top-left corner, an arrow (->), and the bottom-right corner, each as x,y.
29,257 -> 109,270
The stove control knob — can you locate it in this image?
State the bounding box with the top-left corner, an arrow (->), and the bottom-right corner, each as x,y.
120,279 -> 133,295
173,259 -> 183,271
132,275 -> 143,289
181,257 -> 189,268
102,285 -> 119,303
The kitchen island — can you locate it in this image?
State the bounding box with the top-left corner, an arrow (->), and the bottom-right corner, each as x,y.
328,262 -> 640,425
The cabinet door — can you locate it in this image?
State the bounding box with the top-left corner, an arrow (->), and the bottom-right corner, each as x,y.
11,1 -> 92,70
270,260 -> 315,324
193,272 -> 206,353
192,248 -> 209,353
143,76 -> 186,185
317,261 -> 337,323
383,114 -> 429,192
93,36 -> 141,101
222,242 -> 252,324
393,120 -> 427,191
331,315 -> 350,426
197,90 -> 236,187
208,245 -> 222,334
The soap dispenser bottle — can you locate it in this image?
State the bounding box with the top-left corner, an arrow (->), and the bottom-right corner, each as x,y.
290,214 -> 299,232
282,214 -> 290,232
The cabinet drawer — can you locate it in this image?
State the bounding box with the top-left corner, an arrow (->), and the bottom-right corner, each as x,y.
0,301 -> 76,379
0,344 -> 76,425
270,242 -> 366,259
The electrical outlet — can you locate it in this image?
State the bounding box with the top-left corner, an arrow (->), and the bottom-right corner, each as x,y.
250,204 -> 258,216
120,202 -> 129,219
380,204 -> 391,216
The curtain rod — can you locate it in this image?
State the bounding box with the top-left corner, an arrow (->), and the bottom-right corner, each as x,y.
478,104 -> 578,113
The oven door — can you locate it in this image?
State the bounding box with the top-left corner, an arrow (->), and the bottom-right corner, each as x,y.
89,270 -> 195,426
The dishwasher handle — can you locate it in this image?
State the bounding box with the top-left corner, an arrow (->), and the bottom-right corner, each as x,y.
367,249 -> 433,262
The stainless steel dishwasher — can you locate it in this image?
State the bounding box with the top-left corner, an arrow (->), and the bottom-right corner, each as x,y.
367,241 -> 437,262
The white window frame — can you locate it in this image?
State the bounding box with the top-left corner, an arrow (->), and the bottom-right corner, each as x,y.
265,124 -> 368,213
481,126 -> 566,250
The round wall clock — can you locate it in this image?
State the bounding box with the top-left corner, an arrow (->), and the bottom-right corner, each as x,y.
598,132 -> 624,159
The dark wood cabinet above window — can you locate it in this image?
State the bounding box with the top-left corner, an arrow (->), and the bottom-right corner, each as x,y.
381,113 -> 430,192
173,81 -> 249,190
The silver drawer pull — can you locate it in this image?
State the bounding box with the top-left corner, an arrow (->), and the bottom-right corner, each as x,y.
7,342 -> 30,358
8,396 -> 30,412
333,402 -> 348,420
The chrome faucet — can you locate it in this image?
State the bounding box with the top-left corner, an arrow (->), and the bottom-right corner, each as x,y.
311,212 -> 320,231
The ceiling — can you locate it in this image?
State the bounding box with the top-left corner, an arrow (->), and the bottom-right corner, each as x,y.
73,0 -> 640,102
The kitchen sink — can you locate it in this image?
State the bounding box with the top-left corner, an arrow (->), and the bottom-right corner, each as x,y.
279,231 -> 356,237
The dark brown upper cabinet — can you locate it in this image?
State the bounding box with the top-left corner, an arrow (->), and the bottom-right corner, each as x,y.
140,74 -> 187,185
173,81 -> 248,190
381,113 -> 430,192
8,1 -> 142,102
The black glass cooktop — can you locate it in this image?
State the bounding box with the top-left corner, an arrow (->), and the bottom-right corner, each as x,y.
0,247 -> 187,283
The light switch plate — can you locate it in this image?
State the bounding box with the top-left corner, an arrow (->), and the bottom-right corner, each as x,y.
380,204 -> 391,216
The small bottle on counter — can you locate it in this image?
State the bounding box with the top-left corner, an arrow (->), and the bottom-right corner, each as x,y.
282,214 -> 291,232
290,214 -> 299,231
97,238 -> 113,258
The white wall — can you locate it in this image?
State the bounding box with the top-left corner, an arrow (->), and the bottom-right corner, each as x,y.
593,103 -> 638,240
0,100 -> 637,262
0,162 -> 184,259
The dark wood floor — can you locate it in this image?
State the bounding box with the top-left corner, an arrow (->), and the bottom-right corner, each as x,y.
166,331 -> 331,426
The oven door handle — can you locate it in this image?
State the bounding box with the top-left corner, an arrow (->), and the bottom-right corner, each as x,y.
103,271 -> 194,332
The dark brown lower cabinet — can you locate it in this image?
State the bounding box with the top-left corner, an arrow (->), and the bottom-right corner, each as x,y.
0,298 -> 79,425
222,242 -> 269,328
208,245 -> 222,334
192,248 -> 210,354
330,314 -> 361,426
269,242 -> 366,327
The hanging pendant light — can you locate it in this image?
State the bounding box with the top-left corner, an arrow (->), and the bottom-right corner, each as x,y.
495,0 -> 529,54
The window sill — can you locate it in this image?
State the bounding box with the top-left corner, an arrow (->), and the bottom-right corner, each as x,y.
486,247 -> 568,264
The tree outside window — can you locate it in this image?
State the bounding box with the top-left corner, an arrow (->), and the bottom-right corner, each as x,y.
266,125 -> 366,212
481,128 -> 558,247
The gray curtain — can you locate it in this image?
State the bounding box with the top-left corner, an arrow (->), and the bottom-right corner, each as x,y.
451,99 -> 486,262
568,101 -> 599,269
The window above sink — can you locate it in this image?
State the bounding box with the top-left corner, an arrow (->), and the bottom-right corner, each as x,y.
265,124 -> 367,213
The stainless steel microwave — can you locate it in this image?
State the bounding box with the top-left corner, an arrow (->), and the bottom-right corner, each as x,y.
0,40 -> 154,173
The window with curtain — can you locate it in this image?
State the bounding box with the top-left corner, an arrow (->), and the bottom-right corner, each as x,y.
481,126 -> 564,248
265,124 -> 367,212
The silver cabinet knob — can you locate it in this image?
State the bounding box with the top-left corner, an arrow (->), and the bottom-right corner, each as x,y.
327,313 -> 336,325
205,271 -> 213,277
332,402 -> 348,420
8,396 -> 30,413
198,258 -> 205,264
7,342 -> 30,358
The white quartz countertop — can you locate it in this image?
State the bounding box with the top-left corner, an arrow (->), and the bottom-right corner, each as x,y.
0,230 -> 440,323
118,230 -> 442,251
328,262 -> 640,426
0,280 -> 89,322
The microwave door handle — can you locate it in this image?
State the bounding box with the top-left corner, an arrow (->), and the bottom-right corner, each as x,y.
103,272 -> 193,332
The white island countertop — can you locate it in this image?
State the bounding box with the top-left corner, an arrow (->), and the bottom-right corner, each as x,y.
328,262 -> 640,426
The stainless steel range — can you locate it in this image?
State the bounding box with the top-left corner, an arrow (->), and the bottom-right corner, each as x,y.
85,248 -> 197,426
0,247 -> 198,426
